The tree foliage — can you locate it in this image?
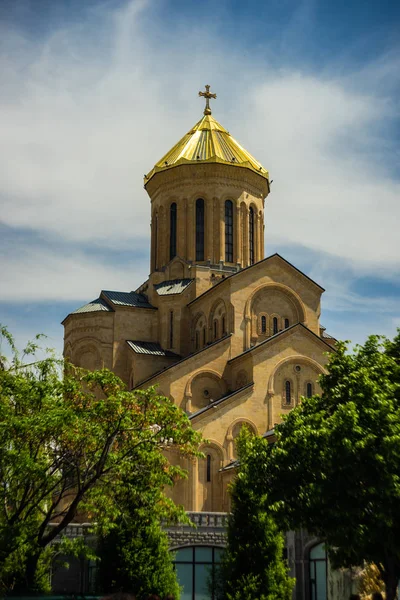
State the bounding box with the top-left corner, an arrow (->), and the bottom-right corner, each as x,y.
218,428 -> 294,600
252,332 -> 400,600
0,326 -> 201,594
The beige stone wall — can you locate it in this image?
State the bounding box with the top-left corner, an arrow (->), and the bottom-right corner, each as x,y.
63,135 -> 335,518
145,163 -> 268,274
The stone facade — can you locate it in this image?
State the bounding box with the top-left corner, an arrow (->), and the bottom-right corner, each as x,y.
62,106 -> 341,599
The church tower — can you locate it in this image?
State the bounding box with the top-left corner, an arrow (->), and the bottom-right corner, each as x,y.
61,86 -> 338,599
145,85 -> 269,278
63,85 -> 335,511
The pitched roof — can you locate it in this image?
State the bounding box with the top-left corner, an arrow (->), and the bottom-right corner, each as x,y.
126,340 -> 179,358
189,382 -> 254,420
135,334 -> 232,388
188,252 -> 324,308
102,290 -> 155,309
228,322 -> 334,364
72,298 -> 113,314
154,279 -> 194,296
145,113 -> 269,185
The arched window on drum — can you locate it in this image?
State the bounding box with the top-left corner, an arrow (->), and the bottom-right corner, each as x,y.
196,198 -> 205,261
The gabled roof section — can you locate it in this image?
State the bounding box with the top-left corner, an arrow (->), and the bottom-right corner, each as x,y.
188,252 -> 324,308
145,114 -> 269,185
135,334 -> 232,388
189,382 -> 254,421
228,322 -> 334,364
154,279 -> 194,296
127,340 -> 180,358
72,297 -> 113,315
101,290 -> 155,309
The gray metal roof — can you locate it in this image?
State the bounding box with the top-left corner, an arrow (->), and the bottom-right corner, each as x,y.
102,290 -> 155,309
154,279 -> 194,296
72,298 -> 112,314
126,340 -> 179,358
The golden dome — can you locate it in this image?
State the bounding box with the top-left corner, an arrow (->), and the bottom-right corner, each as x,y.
144,113 -> 269,185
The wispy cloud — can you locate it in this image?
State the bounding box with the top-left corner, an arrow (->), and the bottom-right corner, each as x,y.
0,0 -> 399,347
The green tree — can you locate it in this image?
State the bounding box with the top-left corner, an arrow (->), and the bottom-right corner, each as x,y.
256,332 -> 400,600
0,326 -> 201,594
218,428 -> 294,600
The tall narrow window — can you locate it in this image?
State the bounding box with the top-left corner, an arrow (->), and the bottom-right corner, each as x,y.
261,315 -> 267,333
169,310 -> 174,348
196,198 -> 205,261
206,455 -> 211,482
225,200 -> 234,262
169,202 -> 177,260
249,207 -> 255,265
273,317 -> 278,335
203,327 -> 206,347
285,380 -> 291,405
154,214 -> 158,270
306,382 -> 313,398
213,320 -> 218,340
284,318 -> 290,329
195,330 -> 199,351
222,316 -> 226,335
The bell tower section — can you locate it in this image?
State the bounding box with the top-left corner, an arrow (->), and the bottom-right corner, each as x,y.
144,86 -> 270,277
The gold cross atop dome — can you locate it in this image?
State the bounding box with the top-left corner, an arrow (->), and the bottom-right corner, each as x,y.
199,84 -> 217,115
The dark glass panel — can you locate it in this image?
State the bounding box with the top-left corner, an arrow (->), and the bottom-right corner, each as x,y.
196,198 -> 205,261
170,202 -> 177,260
249,207 -> 255,265
225,200 -> 234,262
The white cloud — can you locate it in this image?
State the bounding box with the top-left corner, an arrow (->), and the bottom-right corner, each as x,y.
0,244 -> 149,302
0,0 -> 399,307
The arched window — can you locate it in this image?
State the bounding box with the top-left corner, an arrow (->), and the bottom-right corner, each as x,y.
284,318 -> 290,329
261,315 -> 267,333
225,200 -> 234,262
206,455 -> 211,482
222,315 -> 226,335
273,316 -> 278,335
202,327 -> 206,347
213,319 -> 218,340
169,310 -> 174,348
285,380 -> 291,404
306,382 -> 313,398
249,207 -> 255,265
154,213 -> 158,270
196,198 -> 205,261
309,543 -> 327,600
169,202 -> 177,260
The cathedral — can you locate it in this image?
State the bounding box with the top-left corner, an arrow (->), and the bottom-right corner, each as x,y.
62,87 -> 344,600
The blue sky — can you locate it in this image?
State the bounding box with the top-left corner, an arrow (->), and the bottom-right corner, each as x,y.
1,0 -> 399,355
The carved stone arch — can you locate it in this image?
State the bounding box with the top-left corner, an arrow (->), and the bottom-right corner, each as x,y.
64,342 -> 73,361
268,355 -> 326,395
185,368 -> 225,396
185,369 -> 226,413
226,418 -> 258,460
208,297 -> 227,338
244,282 -> 307,324
72,339 -> 102,371
191,311 -> 207,349
227,417 -> 258,439
199,438 -> 226,460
